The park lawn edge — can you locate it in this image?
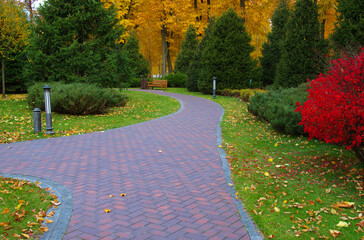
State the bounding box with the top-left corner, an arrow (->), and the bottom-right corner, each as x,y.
165,88 -> 363,240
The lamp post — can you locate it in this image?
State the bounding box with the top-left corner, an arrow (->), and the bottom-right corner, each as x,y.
43,85 -> 55,134
213,77 -> 216,99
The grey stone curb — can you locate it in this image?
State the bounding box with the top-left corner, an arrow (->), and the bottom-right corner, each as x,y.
1,174 -> 72,240
210,100 -> 264,240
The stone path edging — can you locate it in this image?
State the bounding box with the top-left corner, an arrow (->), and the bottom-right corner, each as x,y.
1,174 -> 73,240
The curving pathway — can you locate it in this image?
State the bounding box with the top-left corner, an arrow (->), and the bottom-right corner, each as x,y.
0,90 -> 259,240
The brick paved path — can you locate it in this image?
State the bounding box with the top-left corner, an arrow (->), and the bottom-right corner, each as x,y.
0,90 -> 251,240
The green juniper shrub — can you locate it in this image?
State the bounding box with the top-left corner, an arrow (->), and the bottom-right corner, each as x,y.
27,82 -> 127,115
221,89 -> 233,96
128,77 -> 142,88
199,8 -> 256,94
248,83 -> 309,135
165,72 -> 187,88
175,25 -> 199,75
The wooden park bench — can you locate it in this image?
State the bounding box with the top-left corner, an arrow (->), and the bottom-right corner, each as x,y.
147,79 -> 168,90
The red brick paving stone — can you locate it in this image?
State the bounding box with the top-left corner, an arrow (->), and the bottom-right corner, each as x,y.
0,90 -> 251,240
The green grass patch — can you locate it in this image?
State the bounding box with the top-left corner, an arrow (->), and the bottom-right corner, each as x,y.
0,91 -> 180,143
0,176 -> 55,239
165,88 -> 363,240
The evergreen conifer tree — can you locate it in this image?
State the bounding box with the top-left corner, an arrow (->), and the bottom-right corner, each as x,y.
260,0 -> 290,86
175,25 -> 199,74
275,0 -> 325,88
186,20 -> 215,92
25,0 -> 130,87
124,31 -> 149,78
199,8 -> 255,94
331,0 -> 364,51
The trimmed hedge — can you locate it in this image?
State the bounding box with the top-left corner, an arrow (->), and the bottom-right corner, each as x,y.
28,82 -> 127,115
165,72 -> 187,88
248,83 -> 308,135
221,88 -> 265,102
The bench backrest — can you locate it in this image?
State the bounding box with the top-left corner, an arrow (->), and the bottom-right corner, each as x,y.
152,79 -> 167,86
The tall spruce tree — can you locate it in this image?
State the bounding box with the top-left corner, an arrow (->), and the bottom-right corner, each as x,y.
175,25 -> 199,74
331,0 -> 364,51
275,0 -> 325,88
124,31 -> 149,78
24,0 -> 130,87
260,0 -> 290,86
199,8 -> 255,94
186,19 -> 215,92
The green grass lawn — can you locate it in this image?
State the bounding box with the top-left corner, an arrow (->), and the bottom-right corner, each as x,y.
0,176 -> 55,239
166,88 -> 364,240
0,91 -> 180,144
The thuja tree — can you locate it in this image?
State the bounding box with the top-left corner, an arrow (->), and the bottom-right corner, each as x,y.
124,31 -> 149,78
260,0 -> 290,86
175,25 -> 199,75
199,8 -> 255,94
186,19 -> 215,92
297,49 -> 364,163
331,0 -> 364,51
25,0 -> 130,87
275,0 -> 326,88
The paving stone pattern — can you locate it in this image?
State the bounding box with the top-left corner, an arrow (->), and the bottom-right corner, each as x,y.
0,90 -> 250,240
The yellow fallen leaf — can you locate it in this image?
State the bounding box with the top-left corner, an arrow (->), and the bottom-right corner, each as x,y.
274,207 -> 280,212
158,150 -> 163,153
283,200 -> 288,204
120,193 -> 126,197
1,208 -> 9,214
39,226 -> 49,233
46,219 -> 53,224
21,233 -> 30,239
219,145 -> 222,148
16,203 -> 23,210
109,195 -> 114,198
329,229 -> 341,238
27,222 -> 39,227
104,209 -> 111,213
336,221 -> 349,227
264,172 -> 270,177
268,158 -> 273,162
331,209 -> 338,215
274,143 -> 278,147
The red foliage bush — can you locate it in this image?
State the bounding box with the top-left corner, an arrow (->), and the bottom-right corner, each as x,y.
296,48 -> 364,162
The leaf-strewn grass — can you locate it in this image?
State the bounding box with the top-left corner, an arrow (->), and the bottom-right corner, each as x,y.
0,91 -> 180,144
0,176 -> 55,239
166,88 -> 363,240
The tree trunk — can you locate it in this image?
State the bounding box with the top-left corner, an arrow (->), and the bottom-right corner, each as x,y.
321,19 -> 326,40
353,146 -> 364,164
161,26 -> 168,76
167,43 -> 173,73
2,57 -> 5,98
240,0 -> 246,23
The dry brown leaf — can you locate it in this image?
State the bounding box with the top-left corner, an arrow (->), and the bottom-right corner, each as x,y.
12,233 -> 21,238
46,219 -> 53,224
334,202 -> 355,208
329,229 -> 341,238
316,197 -> 323,203
1,208 -> 9,214
0,222 -> 10,227
356,220 -> 364,228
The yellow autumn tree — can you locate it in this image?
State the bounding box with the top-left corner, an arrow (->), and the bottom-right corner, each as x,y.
107,0 -> 337,74
0,0 -> 30,98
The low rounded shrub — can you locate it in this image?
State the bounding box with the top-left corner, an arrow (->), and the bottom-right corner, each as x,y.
165,72 -> 187,88
248,83 -> 308,135
27,82 -> 127,115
